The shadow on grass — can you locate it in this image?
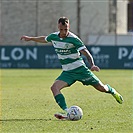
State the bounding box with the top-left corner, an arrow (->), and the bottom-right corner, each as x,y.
0,118 -> 53,122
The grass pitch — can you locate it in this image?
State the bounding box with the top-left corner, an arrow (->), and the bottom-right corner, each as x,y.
0,69 -> 132,133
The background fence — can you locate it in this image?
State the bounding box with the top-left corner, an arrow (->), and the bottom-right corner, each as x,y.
0,0 -> 132,45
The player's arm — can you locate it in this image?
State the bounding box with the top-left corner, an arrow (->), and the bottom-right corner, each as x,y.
20,35 -> 48,43
80,48 -> 100,72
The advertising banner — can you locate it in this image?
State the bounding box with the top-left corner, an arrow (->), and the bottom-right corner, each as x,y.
87,46 -> 133,69
0,46 -> 132,69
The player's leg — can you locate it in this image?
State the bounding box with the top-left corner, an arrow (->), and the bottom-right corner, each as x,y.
51,80 -> 69,120
51,80 -> 68,111
92,80 -> 114,93
92,81 -> 124,104
77,67 -> 123,104
52,71 -> 76,120
52,71 -> 76,111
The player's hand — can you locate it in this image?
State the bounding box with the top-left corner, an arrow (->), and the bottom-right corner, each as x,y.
20,35 -> 32,41
90,65 -> 100,72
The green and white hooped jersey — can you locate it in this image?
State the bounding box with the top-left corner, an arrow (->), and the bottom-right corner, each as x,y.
45,31 -> 86,71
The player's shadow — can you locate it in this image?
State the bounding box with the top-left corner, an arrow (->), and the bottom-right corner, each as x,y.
0,118 -> 53,122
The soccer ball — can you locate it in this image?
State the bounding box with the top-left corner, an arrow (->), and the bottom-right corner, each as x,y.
67,105 -> 83,121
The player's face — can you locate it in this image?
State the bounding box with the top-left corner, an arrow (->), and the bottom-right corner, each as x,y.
58,23 -> 69,38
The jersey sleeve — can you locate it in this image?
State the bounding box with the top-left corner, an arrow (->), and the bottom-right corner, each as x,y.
74,37 -> 86,51
45,33 -> 53,42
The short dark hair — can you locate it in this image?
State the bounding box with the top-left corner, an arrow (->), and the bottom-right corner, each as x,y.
58,17 -> 69,25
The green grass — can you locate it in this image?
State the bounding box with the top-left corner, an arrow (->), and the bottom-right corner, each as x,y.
0,69 -> 132,133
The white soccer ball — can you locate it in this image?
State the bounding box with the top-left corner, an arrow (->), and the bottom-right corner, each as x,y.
67,105 -> 83,121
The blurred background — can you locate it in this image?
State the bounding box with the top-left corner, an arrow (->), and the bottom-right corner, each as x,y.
0,0 -> 132,69
0,0 -> 133,45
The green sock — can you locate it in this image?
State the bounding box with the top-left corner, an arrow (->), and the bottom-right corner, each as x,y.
54,94 -> 67,110
106,84 -> 116,94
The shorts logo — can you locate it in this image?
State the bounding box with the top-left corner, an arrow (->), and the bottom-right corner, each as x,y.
82,77 -> 92,82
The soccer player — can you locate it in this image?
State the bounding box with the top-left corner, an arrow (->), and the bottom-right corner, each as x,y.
21,16 -> 123,120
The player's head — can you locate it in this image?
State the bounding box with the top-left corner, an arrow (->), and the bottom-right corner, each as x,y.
58,17 -> 69,25
58,17 -> 70,38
